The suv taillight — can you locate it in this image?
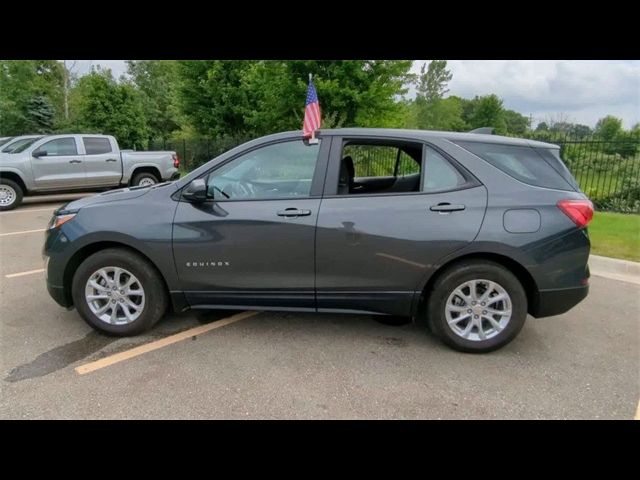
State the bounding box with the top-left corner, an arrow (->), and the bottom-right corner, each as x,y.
173,154 -> 180,169
557,199 -> 594,228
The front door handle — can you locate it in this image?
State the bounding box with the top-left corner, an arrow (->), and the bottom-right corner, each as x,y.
277,208 -> 312,217
105,158 -> 118,162
430,203 -> 465,212
69,159 -> 82,164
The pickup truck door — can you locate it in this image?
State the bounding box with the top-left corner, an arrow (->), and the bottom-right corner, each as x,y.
81,136 -> 122,187
30,136 -> 85,190
172,137 -> 330,310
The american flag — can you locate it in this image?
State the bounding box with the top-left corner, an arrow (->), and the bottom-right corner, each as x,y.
303,78 -> 321,138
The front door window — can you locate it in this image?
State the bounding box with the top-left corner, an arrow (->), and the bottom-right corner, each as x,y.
206,140 -> 321,200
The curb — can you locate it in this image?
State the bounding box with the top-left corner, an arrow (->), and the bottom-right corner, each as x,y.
589,255 -> 640,285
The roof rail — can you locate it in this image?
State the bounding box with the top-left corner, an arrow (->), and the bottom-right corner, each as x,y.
468,127 -> 494,135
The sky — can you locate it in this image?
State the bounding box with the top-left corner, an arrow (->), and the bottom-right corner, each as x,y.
70,60 -> 640,129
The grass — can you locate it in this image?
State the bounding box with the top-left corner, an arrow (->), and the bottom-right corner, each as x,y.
588,211 -> 640,262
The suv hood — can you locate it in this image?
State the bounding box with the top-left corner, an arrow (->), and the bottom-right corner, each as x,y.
60,183 -> 174,211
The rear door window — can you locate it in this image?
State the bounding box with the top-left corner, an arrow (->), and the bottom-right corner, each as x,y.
454,141 -> 575,191
83,137 -> 112,155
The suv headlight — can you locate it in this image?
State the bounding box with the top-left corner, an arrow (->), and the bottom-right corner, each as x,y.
48,213 -> 77,229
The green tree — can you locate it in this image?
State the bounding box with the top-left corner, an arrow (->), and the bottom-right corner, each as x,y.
416,60 -> 452,103
569,124 -> 592,139
177,60 -> 255,138
536,121 -> 549,132
466,94 -> 507,134
0,60 -> 64,135
127,60 -> 184,142
426,96 -> 467,131
70,68 -> 149,149
25,95 -> 55,133
177,60 -> 414,138
256,60 -> 413,132
595,115 -> 623,141
503,109 -> 529,135
413,60 -> 454,130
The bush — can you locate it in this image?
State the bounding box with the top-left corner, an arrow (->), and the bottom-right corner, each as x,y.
593,176 -> 640,213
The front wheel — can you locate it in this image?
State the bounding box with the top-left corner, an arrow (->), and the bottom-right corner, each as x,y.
71,248 -> 168,336
426,260 -> 527,353
0,178 -> 24,211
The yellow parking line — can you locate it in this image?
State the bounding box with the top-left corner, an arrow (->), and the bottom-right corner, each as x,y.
635,399 -> 640,420
0,228 -> 46,237
75,310 -> 259,375
5,268 -> 45,278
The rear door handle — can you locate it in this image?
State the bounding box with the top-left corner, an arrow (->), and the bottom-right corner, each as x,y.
430,203 -> 465,212
105,158 -> 118,162
277,208 -> 312,217
69,159 -> 82,164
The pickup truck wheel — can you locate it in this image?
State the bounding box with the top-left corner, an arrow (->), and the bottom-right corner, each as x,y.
132,172 -> 159,187
426,260 -> 527,353
0,178 -> 23,211
72,248 -> 168,336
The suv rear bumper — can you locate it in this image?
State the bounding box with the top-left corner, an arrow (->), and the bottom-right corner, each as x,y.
530,284 -> 589,318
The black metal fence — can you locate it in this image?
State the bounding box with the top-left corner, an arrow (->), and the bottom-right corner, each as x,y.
522,134 -> 640,213
152,134 -> 640,213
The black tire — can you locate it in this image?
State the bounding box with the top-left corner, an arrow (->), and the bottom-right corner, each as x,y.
426,260 -> 527,353
132,172 -> 159,187
71,248 -> 168,336
0,178 -> 24,211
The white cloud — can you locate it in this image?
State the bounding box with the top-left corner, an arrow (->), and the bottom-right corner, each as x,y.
411,60 -> 640,128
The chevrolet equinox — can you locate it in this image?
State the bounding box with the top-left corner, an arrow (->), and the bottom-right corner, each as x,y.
43,129 -> 593,352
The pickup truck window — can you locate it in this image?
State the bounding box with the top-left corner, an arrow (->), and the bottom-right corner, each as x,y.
83,137 -> 112,155
37,138 -> 78,156
4,137 -> 42,154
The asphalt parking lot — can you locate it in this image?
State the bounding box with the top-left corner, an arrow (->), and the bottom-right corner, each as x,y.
0,193 -> 638,419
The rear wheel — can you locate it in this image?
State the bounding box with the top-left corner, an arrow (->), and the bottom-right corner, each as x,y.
71,248 -> 168,336
0,178 -> 23,211
132,172 -> 159,187
426,260 -> 527,353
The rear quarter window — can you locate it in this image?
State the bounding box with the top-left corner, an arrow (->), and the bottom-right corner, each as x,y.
454,141 -> 575,191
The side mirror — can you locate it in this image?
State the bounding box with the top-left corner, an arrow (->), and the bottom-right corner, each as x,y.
182,178 -> 208,203
32,150 -> 47,158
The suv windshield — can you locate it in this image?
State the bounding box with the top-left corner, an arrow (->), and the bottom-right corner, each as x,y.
0,137 -> 14,147
6,137 -> 43,154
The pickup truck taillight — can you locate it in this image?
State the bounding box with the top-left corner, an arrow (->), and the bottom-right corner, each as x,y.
172,154 -> 180,169
557,199 -> 594,228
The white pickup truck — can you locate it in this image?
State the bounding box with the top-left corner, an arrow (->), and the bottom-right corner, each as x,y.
0,134 -> 180,210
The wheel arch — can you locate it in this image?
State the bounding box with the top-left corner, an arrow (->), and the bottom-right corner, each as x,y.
62,241 -> 177,311
415,252 -> 539,317
129,166 -> 161,185
0,170 -> 28,194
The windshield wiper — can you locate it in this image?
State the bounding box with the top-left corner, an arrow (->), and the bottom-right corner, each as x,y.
212,185 -> 230,199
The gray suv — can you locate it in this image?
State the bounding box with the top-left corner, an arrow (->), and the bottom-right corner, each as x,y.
43,129 -> 593,352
